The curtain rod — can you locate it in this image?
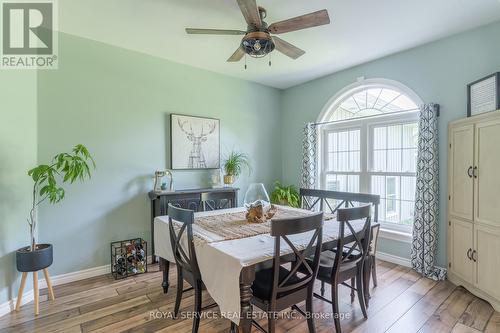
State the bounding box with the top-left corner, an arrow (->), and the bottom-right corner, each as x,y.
309,104 -> 439,127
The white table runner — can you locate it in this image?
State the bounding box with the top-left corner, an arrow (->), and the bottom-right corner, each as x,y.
154,206 -> 365,325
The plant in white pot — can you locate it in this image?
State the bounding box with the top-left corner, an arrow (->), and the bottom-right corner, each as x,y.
16,144 -> 95,310
222,151 -> 251,185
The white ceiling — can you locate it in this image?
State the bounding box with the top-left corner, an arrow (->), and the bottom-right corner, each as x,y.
59,0 -> 500,89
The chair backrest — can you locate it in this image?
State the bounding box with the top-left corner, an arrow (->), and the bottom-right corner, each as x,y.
369,223 -> 381,256
300,188 -> 380,223
332,204 -> 372,279
167,204 -> 201,278
269,212 -> 324,302
201,192 -> 234,211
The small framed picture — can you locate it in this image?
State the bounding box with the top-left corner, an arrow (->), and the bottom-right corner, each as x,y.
467,72 -> 500,117
170,114 -> 220,170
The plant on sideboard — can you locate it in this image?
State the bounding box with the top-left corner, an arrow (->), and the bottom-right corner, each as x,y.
222,151 -> 251,185
270,181 -> 300,208
18,144 -> 96,272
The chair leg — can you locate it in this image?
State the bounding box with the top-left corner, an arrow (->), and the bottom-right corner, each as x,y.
350,277 -> 355,303
306,287 -> 316,333
192,281 -> 202,333
356,270 -> 368,318
372,256 -> 377,288
332,283 -> 341,333
268,315 -> 276,333
174,267 -> 183,317
320,281 -> 325,297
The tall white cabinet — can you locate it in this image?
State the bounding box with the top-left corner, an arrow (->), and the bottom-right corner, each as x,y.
448,110 -> 500,311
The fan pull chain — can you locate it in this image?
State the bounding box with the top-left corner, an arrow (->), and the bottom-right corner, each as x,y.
269,52 -> 272,67
244,54 -> 247,70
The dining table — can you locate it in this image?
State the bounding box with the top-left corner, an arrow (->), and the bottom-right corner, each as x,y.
154,205 -> 373,333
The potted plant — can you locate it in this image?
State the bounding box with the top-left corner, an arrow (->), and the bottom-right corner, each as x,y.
270,181 -> 300,208
16,144 -> 95,273
222,151 -> 251,185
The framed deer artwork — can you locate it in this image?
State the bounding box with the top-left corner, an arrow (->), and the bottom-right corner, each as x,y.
170,114 -> 220,170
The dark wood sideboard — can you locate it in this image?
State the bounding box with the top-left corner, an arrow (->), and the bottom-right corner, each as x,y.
148,187 -> 239,263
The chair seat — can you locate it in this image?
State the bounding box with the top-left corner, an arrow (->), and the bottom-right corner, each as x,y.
253,266 -> 301,301
315,250 -> 359,282
332,246 -> 362,257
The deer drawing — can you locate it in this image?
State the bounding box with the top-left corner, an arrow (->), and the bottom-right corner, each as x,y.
177,118 -> 217,168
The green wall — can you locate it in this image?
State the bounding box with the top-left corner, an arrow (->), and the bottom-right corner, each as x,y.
36,33 -> 282,276
0,71 -> 38,305
280,20 -> 500,266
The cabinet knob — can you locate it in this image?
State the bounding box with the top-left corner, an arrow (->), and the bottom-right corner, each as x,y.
467,248 -> 472,260
472,250 -> 477,262
473,166 -> 478,179
467,166 -> 473,178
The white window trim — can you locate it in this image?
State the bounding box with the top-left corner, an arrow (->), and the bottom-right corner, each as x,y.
379,228 -> 413,243
320,111 -> 418,233
316,78 -> 423,236
317,78 -> 424,123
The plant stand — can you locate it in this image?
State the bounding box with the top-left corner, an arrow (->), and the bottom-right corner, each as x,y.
15,244 -> 55,316
15,268 -> 55,315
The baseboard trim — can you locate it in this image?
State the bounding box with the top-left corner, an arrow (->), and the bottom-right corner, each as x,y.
0,255 -> 152,318
0,290 -> 34,318
377,251 -> 412,267
39,263 -> 111,290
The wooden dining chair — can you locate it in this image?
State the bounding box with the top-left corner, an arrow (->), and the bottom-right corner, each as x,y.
299,188 -> 379,223
311,204 -> 371,333
232,212 -> 323,333
201,191 -> 234,211
369,223 -> 381,288
167,204 -> 216,333
299,189 -> 380,304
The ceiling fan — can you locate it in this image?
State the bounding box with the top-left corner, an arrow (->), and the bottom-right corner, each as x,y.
185,0 -> 330,65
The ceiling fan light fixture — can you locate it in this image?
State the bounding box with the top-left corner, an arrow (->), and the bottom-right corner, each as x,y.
241,32 -> 275,58
185,1 -> 331,64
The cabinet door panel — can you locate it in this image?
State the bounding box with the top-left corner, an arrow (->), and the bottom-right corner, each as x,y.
450,218 -> 474,283
475,224 -> 500,300
475,118 -> 500,227
449,124 -> 474,220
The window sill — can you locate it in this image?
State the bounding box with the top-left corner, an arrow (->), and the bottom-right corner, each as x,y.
379,228 -> 412,243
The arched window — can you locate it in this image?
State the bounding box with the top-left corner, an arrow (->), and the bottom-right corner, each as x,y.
318,79 -> 422,232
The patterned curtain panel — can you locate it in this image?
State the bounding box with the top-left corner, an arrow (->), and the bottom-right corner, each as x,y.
411,103 -> 446,280
300,123 -> 318,189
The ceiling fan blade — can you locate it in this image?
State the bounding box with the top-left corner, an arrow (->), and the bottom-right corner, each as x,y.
269,9 -> 330,34
236,0 -> 262,28
227,47 -> 245,62
185,28 -> 246,35
273,36 -> 305,59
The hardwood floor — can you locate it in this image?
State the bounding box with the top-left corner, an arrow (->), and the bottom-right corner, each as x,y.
0,260 -> 498,333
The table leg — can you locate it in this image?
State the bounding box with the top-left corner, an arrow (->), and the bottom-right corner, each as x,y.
160,257 -> 170,294
151,200 -> 157,264
363,256 -> 372,307
238,267 -> 255,333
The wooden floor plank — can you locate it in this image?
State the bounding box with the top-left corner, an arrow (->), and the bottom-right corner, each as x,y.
27,296 -> 149,333
458,297 -> 494,331
351,277 -> 437,333
484,311 -> 500,333
0,288 -> 119,330
0,308 -> 81,333
385,280 -> 456,333
452,322 -> 482,333
418,286 -> 476,333
1,260 -> 499,333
